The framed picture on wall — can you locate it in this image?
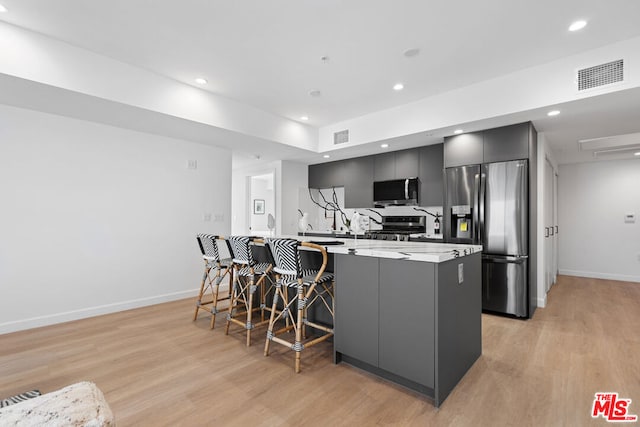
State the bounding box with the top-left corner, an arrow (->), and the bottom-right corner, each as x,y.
253,199 -> 265,215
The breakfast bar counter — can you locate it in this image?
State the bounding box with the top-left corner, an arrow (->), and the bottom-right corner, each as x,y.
262,236 -> 482,406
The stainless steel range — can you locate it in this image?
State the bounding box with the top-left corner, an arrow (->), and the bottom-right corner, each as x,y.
366,216 -> 426,241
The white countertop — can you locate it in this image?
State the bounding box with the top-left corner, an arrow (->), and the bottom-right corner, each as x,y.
264,234 -> 481,263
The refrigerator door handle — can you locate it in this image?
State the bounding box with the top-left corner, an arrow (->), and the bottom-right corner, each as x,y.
478,171 -> 486,244
404,178 -> 409,200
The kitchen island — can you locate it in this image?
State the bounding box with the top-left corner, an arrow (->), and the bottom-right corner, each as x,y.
288,236 -> 482,407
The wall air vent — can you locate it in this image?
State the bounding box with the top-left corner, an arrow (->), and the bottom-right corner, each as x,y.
334,129 -> 349,145
577,59 -> 623,91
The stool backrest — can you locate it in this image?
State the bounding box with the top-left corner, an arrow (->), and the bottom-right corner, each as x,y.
197,233 -> 221,262
265,238 -> 300,277
227,236 -> 255,266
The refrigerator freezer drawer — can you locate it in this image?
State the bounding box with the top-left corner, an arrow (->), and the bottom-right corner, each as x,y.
482,256 -> 528,317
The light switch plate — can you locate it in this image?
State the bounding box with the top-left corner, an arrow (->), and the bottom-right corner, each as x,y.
458,263 -> 464,284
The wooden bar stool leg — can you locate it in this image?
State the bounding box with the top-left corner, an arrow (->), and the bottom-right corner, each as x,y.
225,267 -> 240,336
264,277 -> 281,356
294,281 -> 305,373
193,262 -> 210,321
246,276 -> 256,347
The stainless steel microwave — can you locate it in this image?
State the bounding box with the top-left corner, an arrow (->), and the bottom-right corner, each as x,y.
373,178 -> 419,207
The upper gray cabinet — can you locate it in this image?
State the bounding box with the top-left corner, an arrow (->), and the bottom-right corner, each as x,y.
444,122 -> 534,167
419,144 -> 444,207
483,122 -> 530,163
373,152 -> 396,181
344,156 -> 374,208
443,132 -> 484,168
374,148 -> 420,181
394,149 -> 420,178
308,161 -> 345,189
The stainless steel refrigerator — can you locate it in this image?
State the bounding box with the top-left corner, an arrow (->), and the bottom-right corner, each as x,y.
444,160 -> 529,317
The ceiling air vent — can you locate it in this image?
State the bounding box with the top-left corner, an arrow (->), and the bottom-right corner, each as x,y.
334,129 -> 349,145
577,59 -> 623,91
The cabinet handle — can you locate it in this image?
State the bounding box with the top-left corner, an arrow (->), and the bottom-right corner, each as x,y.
555,225 -> 558,234
545,227 -> 549,238
550,226 -> 554,236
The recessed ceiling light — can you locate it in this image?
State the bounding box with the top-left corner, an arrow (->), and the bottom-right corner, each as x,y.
300,116 -> 309,121
568,20 -> 587,32
403,48 -> 420,58
0,4 -> 7,12
634,152 -> 640,156
393,83 -> 404,91
454,129 -> 464,134
323,154 -> 331,158
381,143 -> 389,148
309,89 -> 322,97
195,77 -> 207,85
547,110 -> 561,116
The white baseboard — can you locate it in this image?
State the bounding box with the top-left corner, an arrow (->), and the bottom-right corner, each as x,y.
0,288 -> 199,335
536,295 -> 547,308
559,269 -> 640,283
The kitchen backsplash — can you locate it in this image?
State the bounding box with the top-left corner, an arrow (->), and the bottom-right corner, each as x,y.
298,187 -> 442,235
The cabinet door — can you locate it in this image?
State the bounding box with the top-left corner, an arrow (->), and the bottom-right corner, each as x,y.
379,259 -> 435,388
443,132 -> 483,168
344,156 -> 374,208
483,122 -> 529,163
373,152 -> 395,181
394,148 -> 420,178
419,144 -> 444,207
334,254 -> 379,367
308,161 -> 345,189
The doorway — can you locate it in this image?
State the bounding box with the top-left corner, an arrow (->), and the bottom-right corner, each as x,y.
248,172 -> 275,236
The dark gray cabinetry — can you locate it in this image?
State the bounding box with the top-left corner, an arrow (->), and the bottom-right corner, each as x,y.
379,259 -> 435,388
373,152 -> 396,181
419,144 -> 444,206
374,149 -> 420,181
343,156 -> 374,208
444,122 -> 534,167
394,149 -> 420,178
334,255 -> 379,367
308,161 -> 345,189
334,252 -> 482,407
483,122 -> 530,163
443,132 -> 484,168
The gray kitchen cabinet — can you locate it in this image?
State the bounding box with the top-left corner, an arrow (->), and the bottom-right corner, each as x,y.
373,152 -> 395,181
334,254 -> 379,367
308,161 -> 345,189
419,144 -> 444,206
343,156 -> 374,208
443,131 -> 484,167
379,259 -> 435,388
483,122 -> 530,163
394,149 -> 420,178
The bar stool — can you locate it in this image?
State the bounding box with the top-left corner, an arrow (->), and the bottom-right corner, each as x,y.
225,236 -> 274,346
193,234 -> 233,329
263,238 -> 335,373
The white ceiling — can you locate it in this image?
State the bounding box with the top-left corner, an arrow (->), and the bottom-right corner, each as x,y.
2,0 -> 640,165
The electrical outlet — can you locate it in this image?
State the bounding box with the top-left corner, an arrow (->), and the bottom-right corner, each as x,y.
214,213 -> 224,222
458,263 -> 464,284
187,159 -> 198,170
203,213 -> 212,222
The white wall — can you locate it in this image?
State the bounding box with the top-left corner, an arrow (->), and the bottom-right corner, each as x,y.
249,176 -> 274,234
0,104 -> 232,333
536,132 -> 559,307
558,159 -> 640,282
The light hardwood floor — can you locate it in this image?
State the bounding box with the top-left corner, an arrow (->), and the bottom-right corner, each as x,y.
1,275 -> 639,426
